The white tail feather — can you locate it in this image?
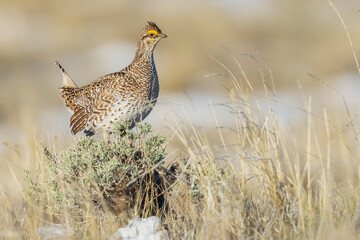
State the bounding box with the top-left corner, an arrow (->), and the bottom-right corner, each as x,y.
55,60 -> 78,88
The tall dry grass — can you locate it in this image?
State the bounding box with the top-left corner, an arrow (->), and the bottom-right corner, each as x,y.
161,49 -> 360,238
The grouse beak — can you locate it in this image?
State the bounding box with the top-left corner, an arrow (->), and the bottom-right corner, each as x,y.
159,33 -> 167,39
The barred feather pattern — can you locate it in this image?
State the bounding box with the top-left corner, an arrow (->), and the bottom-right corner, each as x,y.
58,22 -> 164,136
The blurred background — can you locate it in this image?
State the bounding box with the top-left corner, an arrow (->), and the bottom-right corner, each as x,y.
1,1 -> 360,237
0,0 -> 359,155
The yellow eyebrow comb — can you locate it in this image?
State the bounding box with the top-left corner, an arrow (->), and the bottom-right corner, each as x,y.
147,30 -> 158,35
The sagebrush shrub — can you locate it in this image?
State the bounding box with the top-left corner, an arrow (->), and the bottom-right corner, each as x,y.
24,121 -> 170,221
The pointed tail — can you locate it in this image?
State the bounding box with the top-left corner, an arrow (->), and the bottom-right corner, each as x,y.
55,60 -> 78,88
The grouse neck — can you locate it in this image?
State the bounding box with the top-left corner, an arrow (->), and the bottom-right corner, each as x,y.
133,43 -> 154,61
130,50 -> 154,75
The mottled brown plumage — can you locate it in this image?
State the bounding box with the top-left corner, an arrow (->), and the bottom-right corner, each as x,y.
57,22 -> 167,141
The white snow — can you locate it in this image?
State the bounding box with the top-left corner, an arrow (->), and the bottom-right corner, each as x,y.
110,216 -> 169,240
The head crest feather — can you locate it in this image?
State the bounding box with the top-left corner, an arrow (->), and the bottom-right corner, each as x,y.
143,21 -> 162,35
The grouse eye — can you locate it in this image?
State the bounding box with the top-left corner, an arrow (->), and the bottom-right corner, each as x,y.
147,30 -> 158,37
